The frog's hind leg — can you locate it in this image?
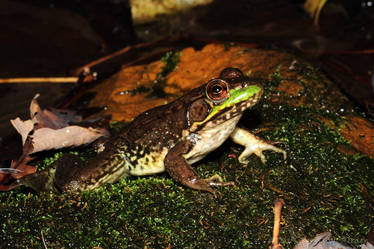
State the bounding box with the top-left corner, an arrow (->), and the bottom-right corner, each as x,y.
230,127 -> 287,164
165,141 -> 234,195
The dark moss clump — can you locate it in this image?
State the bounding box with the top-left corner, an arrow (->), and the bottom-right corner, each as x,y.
159,50 -> 181,77
150,50 -> 182,98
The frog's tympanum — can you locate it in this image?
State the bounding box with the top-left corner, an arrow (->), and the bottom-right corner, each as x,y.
20,68 -> 286,194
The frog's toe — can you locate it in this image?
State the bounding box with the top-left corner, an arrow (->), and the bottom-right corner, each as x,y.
263,141 -> 287,160
237,155 -> 250,164
268,147 -> 286,160
202,174 -> 235,187
204,174 -> 223,183
257,151 -> 268,164
268,145 -> 287,161
238,158 -> 249,164
238,147 -> 267,164
238,144 -> 286,164
256,144 -> 287,164
200,175 -> 235,197
185,179 -> 216,195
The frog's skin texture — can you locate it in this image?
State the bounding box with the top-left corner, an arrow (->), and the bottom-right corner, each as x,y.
20,68 -> 286,194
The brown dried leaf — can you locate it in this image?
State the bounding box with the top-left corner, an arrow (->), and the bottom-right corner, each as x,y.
0,155 -> 35,190
30,93 -> 82,129
9,155 -> 36,179
293,232 -> 354,249
10,118 -> 33,145
10,93 -> 110,154
30,126 -> 109,153
1,94 -> 110,190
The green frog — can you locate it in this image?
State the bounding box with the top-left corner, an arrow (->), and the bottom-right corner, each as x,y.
19,68 -> 286,194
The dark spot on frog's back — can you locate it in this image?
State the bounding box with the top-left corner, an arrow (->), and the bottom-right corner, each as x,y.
130,157 -> 138,165
136,147 -> 146,158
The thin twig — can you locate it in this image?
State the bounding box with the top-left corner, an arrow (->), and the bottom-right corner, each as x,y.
72,37 -> 170,76
270,199 -> 284,249
0,77 -> 78,84
304,49 -> 374,55
120,47 -> 173,69
41,230 -> 48,249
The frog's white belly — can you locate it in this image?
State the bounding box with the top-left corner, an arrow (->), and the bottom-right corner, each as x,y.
184,115 -> 242,164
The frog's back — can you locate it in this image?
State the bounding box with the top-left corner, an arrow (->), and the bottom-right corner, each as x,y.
122,102 -> 186,148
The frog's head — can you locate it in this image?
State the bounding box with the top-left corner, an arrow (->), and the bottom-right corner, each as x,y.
188,68 -> 263,132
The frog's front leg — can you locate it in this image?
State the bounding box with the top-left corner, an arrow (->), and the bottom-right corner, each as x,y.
165,141 -> 234,195
230,127 -> 287,164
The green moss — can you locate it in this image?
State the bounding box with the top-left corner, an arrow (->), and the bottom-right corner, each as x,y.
255,102 -> 373,246
150,50 -> 182,98
109,119 -> 128,134
224,42 -> 236,50
36,151 -> 63,170
267,64 -> 282,86
120,50 -> 182,98
159,50 -> 181,77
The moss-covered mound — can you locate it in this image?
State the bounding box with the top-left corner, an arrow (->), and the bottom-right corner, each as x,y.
1,44 -> 373,248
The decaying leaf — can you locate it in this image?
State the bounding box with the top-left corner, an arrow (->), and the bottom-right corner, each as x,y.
10,94 -> 109,153
293,231 -> 374,249
294,232 -> 374,249
294,232 -> 353,249
0,155 -> 35,191
11,120 -> 109,154
0,94 -> 110,189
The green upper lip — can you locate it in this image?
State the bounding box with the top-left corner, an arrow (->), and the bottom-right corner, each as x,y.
207,85 -> 262,118
227,85 -> 262,106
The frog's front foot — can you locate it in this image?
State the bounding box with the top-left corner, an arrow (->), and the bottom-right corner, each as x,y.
230,127 -> 287,164
165,142 -> 235,195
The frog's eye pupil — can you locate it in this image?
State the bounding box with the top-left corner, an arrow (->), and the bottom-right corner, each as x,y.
212,85 -> 222,94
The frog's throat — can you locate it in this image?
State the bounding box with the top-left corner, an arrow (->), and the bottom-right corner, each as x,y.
190,85 -> 262,132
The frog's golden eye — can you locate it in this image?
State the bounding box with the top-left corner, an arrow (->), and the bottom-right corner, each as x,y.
206,79 -> 230,103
